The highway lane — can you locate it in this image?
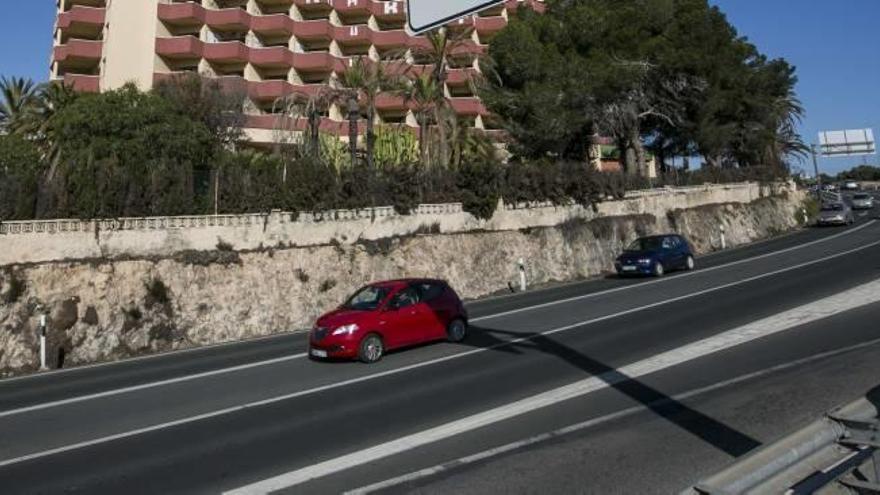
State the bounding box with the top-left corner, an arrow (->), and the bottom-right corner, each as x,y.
365,304 -> 880,495
0,209 -> 879,493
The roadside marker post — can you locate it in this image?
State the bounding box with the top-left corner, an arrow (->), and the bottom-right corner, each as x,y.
406,0 -> 506,34
518,258 -> 527,292
720,225 -> 727,250
39,314 -> 48,371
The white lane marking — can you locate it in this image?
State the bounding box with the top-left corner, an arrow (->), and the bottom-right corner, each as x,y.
0,330 -> 302,384
0,353 -> 306,419
346,336 -> 880,495
224,278 -> 880,494
470,220 -> 876,323
0,233 -> 878,434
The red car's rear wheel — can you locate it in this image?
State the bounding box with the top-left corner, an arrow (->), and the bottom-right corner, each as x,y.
447,319 -> 467,343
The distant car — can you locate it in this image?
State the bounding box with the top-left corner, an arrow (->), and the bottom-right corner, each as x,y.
851,193 -> 875,210
309,279 -> 468,363
823,184 -> 838,192
843,181 -> 860,191
615,235 -> 695,277
817,202 -> 854,226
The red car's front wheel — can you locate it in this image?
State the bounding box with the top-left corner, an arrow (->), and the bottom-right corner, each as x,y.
358,334 -> 384,364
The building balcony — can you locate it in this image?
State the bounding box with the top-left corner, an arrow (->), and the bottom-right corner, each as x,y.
293,52 -> 341,72
333,24 -> 373,46
203,41 -> 250,63
291,0 -> 332,15
332,0 -> 370,19
248,80 -> 292,101
60,0 -> 106,9
506,0 -> 546,13
155,36 -> 204,59
249,46 -> 294,68
375,94 -> 408,112
370,0 -> 405,21
292,19 -> 333,41
204,8 -> 251,31
449,97 -> 488,116
251,14 -> 294,36
53,39 -> 103,67
474,15 -> 508,36
59,74 -> 100,93
371,30 -> 409,50
57,5 -> 105,37
446,68 -> 479,85
156,2 -> 205,27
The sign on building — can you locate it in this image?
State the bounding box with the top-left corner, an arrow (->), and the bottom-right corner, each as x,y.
818,129 -> 876,157
407,0 -> 506,34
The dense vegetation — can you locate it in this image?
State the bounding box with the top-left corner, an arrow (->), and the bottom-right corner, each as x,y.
0,0 -> 801,222
484,0 -> 807,172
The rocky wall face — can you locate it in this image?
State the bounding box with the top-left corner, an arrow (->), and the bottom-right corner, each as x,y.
0,194 -> 803,376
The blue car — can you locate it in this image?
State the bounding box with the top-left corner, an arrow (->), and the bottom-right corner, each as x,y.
615,235 -> 696,277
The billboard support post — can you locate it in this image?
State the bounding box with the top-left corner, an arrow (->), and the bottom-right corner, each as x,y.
811,144 -> 822,201
407,0 -> 506,34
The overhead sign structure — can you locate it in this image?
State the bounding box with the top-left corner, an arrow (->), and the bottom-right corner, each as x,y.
407,0 -> 506,34
818,129 -> 876,157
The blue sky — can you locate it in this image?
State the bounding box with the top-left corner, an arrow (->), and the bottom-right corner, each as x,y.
1,1 -> 877,174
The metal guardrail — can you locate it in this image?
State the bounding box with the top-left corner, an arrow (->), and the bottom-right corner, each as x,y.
687,391 -> 880,495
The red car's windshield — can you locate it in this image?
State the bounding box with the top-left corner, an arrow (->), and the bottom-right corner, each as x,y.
342,286 -> 392,311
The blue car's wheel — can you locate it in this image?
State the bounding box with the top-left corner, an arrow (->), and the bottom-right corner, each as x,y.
653,262 -> 665,277
685,255 -> 695,271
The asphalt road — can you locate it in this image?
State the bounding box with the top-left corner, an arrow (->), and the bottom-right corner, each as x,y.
1,191 -> 879,495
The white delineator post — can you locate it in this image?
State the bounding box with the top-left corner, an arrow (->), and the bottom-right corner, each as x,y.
518,258 -> 527,292
802,208 -> 809,225
720,225 -> 727,250
39,314 -> 48,371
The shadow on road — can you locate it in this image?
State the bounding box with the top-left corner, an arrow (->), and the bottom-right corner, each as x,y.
462,324 -> 762,458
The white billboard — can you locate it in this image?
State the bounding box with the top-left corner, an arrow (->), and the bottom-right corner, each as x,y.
407,0 -> 506,34
818,129 -> 875,157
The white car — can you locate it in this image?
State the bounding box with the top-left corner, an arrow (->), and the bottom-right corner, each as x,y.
852,193 -> 875,210
843,181 -> 859,191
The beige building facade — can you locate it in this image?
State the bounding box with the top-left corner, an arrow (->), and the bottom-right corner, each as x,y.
52,0 -> 546,145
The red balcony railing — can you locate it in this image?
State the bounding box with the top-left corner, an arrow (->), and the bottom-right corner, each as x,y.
53,39 -> 103,63
57,5 -> 105,30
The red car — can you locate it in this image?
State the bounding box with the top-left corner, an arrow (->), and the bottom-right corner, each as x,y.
309,279 -> 469,363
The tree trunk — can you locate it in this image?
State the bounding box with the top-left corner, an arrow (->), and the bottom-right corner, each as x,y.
366,105 -> 375,170
629,125 -> 646,176
309,112 -> 320,158
348,106 -> 358,168
434,107 -> 448,168
419,115 -> 428,167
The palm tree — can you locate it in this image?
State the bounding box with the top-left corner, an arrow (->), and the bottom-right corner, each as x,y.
402,73 -> 445,167
337,57 -> 406,169
761,88 -> 808,170
272,87 -> 345,160
0,76 -> 39,134
28,83 -> 79,167
408,28 -> 482,168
